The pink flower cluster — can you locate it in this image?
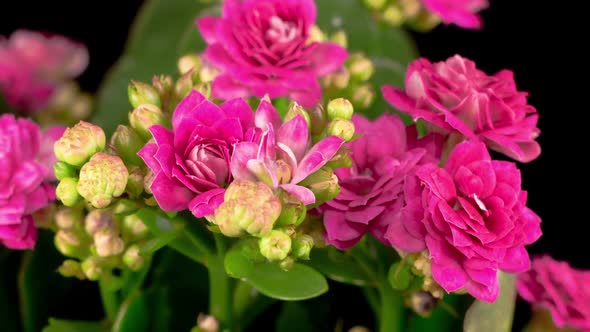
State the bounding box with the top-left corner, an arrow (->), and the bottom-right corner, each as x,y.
0,114 -> 64,249
421,0 -> 489,29
0,30 -> 88,113
517,256 -> 590,331
197,0 -> 347,107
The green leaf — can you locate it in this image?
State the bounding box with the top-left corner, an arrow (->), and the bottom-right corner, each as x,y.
463,272 -> 518,332
275,302 -> 314,332
305,247 -> 371,286
92,0 -> 208,136
42,318 -> 107,332
224,248 -> 328,301
112,287 -> 171,332
315,0 -> 418,118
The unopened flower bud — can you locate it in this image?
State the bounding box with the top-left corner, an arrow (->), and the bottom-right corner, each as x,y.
94,229 -> 125,257
58,259 -> 85,279
330,30 -> 347,48
77,153 -> 129,208
284,102 -> 311,129
298,215 -> 327,248
326,98 -> 354,121
307,25 -> 325,43
128,80 -> 161,109
56,178 -> 82,207
54,121 -> 106,166
54,230 -> 83,257
352,84 -> 375,109
383,5 -> 405,26
178,54 -> 202,75
175,71 -> 195,100
292,234 -> 314,260
123,244 -> 145,271
121,214 -> 149,241
194,82 -> 212,100
129,104 -> 169,141
125,167 -> 145,197
348,54 -> 374,82
276,195 -> 305,227
408,10 -> 441,32
325,150 -> 353,170
363,0 -> 387,10
84,209 -> 115,236
327,119 -> 355,141
299,167 -> 340,206
279,257 -> 295,271
113,199 -> 141,216
197,313 -> 219,332
81,257 -> 102,281
71,93 -> 92,121
110,125 -> 144,166
199,61 -> 219,83
308,106 -> 327,136
259,230 -> 292,261
54,161 -> 77,180
322,68 -> 350,90
55,207 -> 83,230
349,326 -> 371,332
408,290 -> 438,316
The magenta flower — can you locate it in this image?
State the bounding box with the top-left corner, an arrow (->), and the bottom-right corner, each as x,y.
517,255 -> 590,331
382,55 -> 541,163
196,0 -> 348,107
421,0 -> 489,29
231,99 -> 344,205
138,90 -> 255,217
0,115 -> 64,249
321,114 -> 442,249
387,140 -> 542,302
0,30 -> 88,113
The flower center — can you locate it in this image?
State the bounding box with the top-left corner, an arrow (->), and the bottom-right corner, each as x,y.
266,16 -> 299,44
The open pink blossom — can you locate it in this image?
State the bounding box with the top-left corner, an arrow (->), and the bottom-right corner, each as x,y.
196,0 -> 348,107
387,140 -> 541,302
0,114 -> 64,249
421,0 -> 489,29
382,55 -> 540,163
138,90 -> 256,218
321,114 -> 442,249
231,99 -> 344,205
517,255 -> 590,331
0,29 -> 88,113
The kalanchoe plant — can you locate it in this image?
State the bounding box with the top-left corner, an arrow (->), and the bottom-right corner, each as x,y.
0,1 -> 577,332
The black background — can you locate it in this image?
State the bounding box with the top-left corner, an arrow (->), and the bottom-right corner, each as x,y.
0,0 -> 586,331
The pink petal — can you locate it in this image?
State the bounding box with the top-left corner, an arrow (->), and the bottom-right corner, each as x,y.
230,142 -> 258,181
150,172 -> 194,212
278,115 -> 309,162
280,184 -> 315,205
195,16 -> 221,44
308,42 -> 348,77
255,98 -> 282,132
189,188 -> 226,218
292,136 -> 344,184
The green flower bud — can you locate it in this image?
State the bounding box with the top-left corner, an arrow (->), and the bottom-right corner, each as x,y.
57,259 -> 85,280
322,68 -> 350,91
121,214 -> 149,241
408,291 -> 438,316
54,121 -> 106,166
84,209 -> 115,236
352,84 -> 375,109
348,53 -> 374,82
308,106 -> 327,136
276,194 -> 306,227
194,82 -> 212,100
196,313 -> 219,332
299,167 -> 340,206
298,215 -> 327,248
54,230 -> 83,257
407,10 -> 441,32
259,230 -> 292,261
152,75 -> 174,110
143,169 -> 155,195
56,178 -> 82,207
363,0 -> 387,10
110,125 -> 145,166
129,104 -> 170,141
330,30 -> 347,48
93,229 -> 125,257
326,98 -> 354,121
292,234 -> 314,260
81,256 -> 102,281
279,257 -> 295,271
178,54 -> 202,75
113,199 -> 141,216
77,153 -> 129,209
327,119 -> 355,142
175,71 -> 195,100
54,161 -> 77,180
284,102 -> 311,128
307,25 -> 325,43
128,80 -> 161,109
55,207 -> 83,230
383,5 -> 405,26
199,62 -> 219,83
123,244 -> 145,271
125,167 -> 145,198
214,180 -> 281,237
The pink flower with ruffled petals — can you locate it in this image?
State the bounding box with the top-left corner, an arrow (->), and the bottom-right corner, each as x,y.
321,113 -> 442,249
421,0 -> 489,29
138,90 -> 257,218
0,30 -> 88,113
517,255 -> 590,331
0,114 -> 64,250
196,0 -> 348,107
382,55 -> 541,163
387,140 -> 542,302
231,98 -> 344,205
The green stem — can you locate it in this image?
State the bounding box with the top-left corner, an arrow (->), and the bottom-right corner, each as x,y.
362,287 -> 381,320
378,282 -> 404,332
209,234 -> 233,331
99,276 -> 119,323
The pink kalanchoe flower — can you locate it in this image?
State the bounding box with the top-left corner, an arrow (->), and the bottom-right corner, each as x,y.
421,0 -> 489,29
382,55 -> 541,163
231,98 -> 344,205
0,29 -> 88,113
321,113 -> 442,249
138,89 -> 256,218
517,255 -> 590,331
0,114 -> 64,249
196,0 -> 348,107
387,140 -> 542,302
